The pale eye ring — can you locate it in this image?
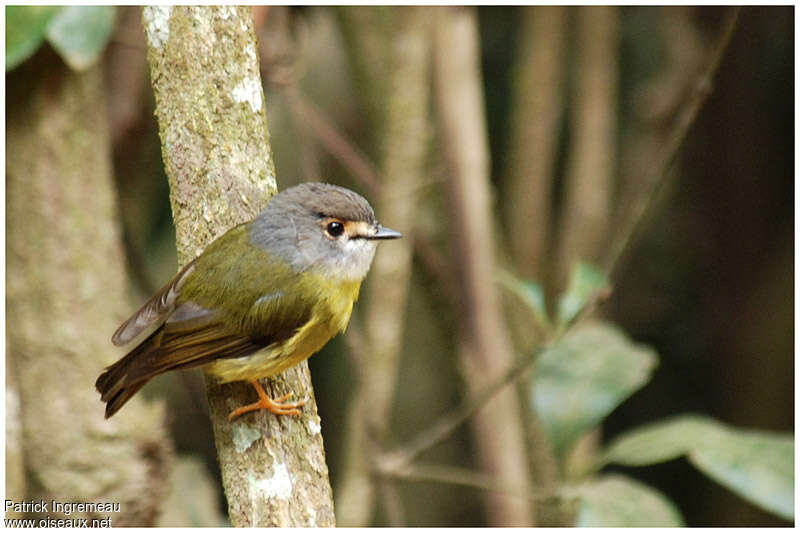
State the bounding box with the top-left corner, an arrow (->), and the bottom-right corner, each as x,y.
326,221 -> 345,238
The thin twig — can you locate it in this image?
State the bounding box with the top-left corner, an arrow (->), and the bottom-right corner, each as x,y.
379,348 -> 544,471
279,80 -> 458,309
379,461 -> 554,503
282,87 -> 379,197
504,6 -> 567,283
604,7 -> 741,278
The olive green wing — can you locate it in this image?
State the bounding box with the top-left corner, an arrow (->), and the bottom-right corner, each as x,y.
97,292 -> 311,419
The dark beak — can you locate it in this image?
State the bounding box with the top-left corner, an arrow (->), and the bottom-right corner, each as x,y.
368,225 -> 402,240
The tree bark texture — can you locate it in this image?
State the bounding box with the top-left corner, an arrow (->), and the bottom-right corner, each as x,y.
142,6 -> 334,526
6,50 -> 172,525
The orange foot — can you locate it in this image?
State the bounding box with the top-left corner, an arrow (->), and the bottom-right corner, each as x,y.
228,379 -> 307,421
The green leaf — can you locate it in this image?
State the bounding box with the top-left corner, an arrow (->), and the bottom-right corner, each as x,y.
6,5 -> 61,71
602,414 -> 725,466
689,428 -> 794,521
603,414 -> 794,520
45,6 -> 115,71
498,270 -> 549,327
532,321 -> 658,454
568,474 -> 684,526
556,262 -> 610,328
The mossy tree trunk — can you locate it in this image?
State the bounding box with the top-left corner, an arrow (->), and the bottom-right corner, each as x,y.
6,48 -> 172,525
141,6 -> 335,526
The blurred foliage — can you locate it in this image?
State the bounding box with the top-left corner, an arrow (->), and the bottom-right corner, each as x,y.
498,270 -> 549,331
603,415 -> 794,520
5,6 -> 60,70
533,320 -> 658,456
569,474 -> 684,526
556,262 -> 611,330
46,6 -> 116,70
510,263 -> 793,523
6,6 -> 115,71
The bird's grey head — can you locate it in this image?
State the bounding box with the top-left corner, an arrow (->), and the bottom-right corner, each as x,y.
249,183 -> 401,282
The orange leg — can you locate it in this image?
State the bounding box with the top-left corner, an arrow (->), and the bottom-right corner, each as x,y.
227,379 -> 306,421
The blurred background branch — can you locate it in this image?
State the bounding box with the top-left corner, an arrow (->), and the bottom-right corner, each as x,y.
504,6 -> 567,287
606,6 -> 742,277
432,6 -> 535,526
331,6 -> 431,526
555,6 -> 619,290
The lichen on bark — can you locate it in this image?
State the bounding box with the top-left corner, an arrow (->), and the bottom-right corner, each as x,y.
142,6 -> 335,526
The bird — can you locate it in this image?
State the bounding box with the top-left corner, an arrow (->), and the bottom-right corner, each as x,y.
96,182 -> 401,420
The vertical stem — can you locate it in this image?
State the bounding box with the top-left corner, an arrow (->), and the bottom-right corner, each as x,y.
556,6 -> 619,287
142,6 -> 334,526
505,6 -> 568,284
335,6 -> 432,526
502,13 -> 569,496
432,6 -> 535,526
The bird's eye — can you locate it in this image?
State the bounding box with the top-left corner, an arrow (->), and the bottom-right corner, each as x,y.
326,221 -> 345,238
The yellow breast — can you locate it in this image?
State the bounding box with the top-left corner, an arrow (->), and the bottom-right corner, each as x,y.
205,278 -> 361,383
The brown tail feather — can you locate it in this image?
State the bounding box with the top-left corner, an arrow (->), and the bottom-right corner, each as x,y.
96,324 -> 261,418
100,380 -> 148,419
96,327 -> 165,418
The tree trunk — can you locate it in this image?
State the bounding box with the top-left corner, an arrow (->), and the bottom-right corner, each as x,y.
141,6 -> 335,526
6,48 -> 172,526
